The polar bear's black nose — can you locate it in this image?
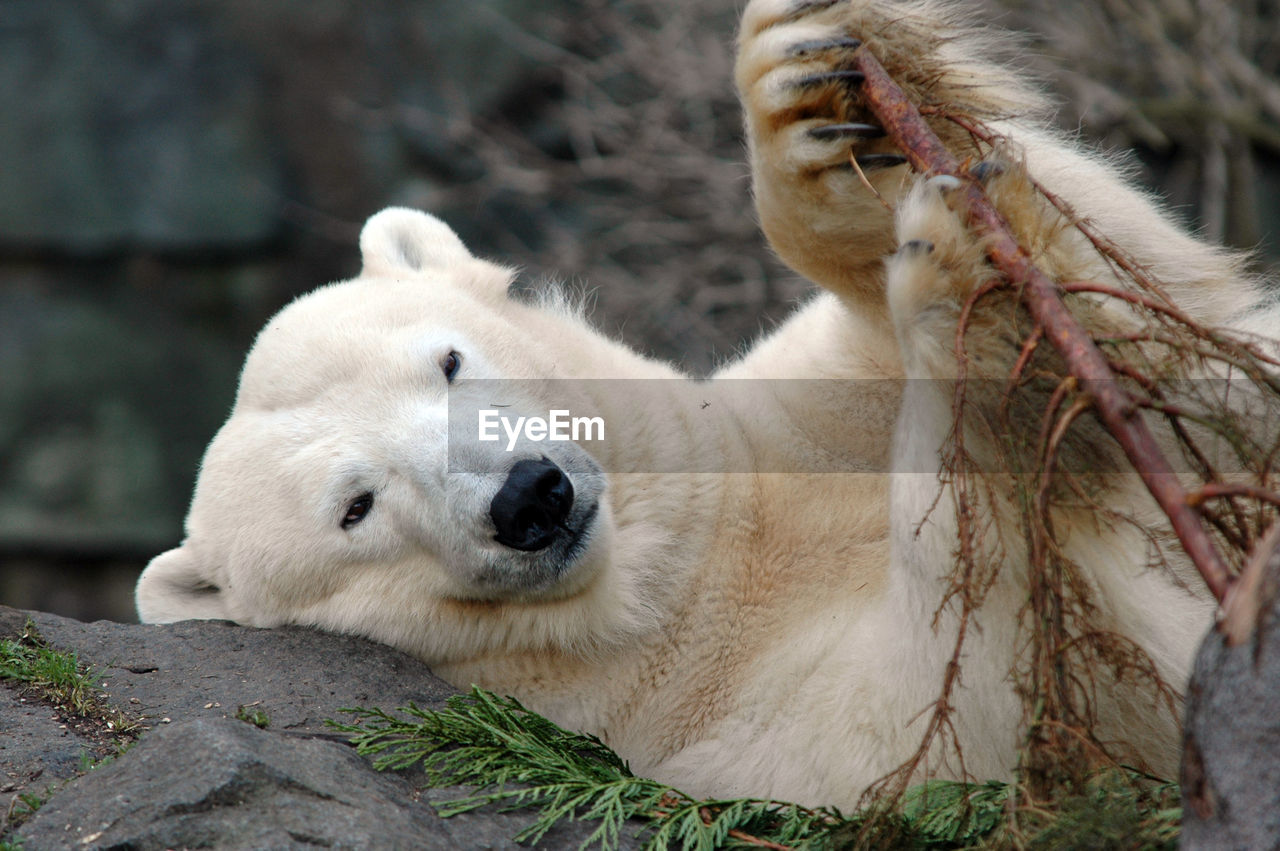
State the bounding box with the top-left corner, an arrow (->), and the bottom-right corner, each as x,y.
490,457 -> 575,551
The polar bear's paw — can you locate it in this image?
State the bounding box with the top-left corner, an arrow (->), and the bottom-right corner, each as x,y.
737,1 -> 906,181
736,0 -> 1048,303
736,0 -> 914,292
886,170 -> 1016,378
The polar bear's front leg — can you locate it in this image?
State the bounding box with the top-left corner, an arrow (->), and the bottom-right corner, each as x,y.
884,165 -> 1107,458
879,173 -> 1032,774
883,170 -> 1032,577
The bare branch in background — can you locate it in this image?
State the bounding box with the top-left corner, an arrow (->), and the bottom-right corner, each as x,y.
988,0 -> 1280,254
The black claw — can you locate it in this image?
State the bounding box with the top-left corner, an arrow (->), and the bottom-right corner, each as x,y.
854,153 -> 909,170
786,36 -> 862,57
809,122 -> 885,141
790,69 -> 866,91
969,160 -> 1006,183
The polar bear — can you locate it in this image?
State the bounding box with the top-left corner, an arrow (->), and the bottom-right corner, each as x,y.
136,0 -> 1275,809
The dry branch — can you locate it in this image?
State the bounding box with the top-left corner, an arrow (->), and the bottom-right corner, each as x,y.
850,46 -> 1235,603
1219,522 -> 1280,648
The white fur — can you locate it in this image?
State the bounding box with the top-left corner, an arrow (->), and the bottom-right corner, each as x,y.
136,0 -> 1278,809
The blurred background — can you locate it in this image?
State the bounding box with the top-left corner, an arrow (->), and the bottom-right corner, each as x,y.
2,0 -> 1277,624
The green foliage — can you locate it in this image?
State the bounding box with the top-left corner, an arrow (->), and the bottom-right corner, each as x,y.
899,780 -> 1011,845
235,704 -> 271,729
76,737 -> 134,774
2,787 -> 50,843
332,688 -> 850,849
0,620 -> 139,735
331,687 -> 1182,850
1,622 -> 99,716
10,793 -> 44,820
1019,772 -> 1180,850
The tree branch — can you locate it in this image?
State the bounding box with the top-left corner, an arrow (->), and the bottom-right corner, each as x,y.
850,46 -> 1234,602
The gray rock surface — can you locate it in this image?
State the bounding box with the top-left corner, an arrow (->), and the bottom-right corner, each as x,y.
20,718 -> 449,850
1180,554 -> 1280,849
1,606 -> 645,849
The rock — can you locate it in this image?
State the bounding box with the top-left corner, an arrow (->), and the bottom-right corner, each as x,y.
1,685 -> 93,795
0,606 -> 644,849
18,718 -> 448,850
1180,546 -> 1280,848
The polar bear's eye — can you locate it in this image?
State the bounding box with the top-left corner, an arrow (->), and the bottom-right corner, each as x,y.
341,493 -> 374,529
442,351 -> 461,383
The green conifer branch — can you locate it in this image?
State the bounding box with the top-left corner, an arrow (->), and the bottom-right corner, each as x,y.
330,688 -> 848,849
329,687 -> 1180,850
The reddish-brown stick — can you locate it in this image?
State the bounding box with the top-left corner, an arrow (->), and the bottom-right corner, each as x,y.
850,47 -> 1234,603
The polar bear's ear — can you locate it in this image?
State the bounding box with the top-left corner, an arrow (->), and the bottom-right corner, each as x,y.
135,545 -> 230,624
359,207 -> 473,277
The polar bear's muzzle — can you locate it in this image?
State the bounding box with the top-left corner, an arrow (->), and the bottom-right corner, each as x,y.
473,453 -> 604,596
490,456 -> 575,551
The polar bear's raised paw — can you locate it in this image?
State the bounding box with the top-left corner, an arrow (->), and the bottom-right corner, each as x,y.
736,0 -> 1048,301
743,28 -> 904,180
736,0 -> 919,295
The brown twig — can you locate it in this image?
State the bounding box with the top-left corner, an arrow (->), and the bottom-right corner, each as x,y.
1059,281 -> 1200,326
726,829 -> 793,850
851,46 -> 1234,602
1188,483 -> 1280,511
938,111 -> 1184,311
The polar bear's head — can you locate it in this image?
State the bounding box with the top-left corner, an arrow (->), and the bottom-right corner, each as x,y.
136,209 -> 666,663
